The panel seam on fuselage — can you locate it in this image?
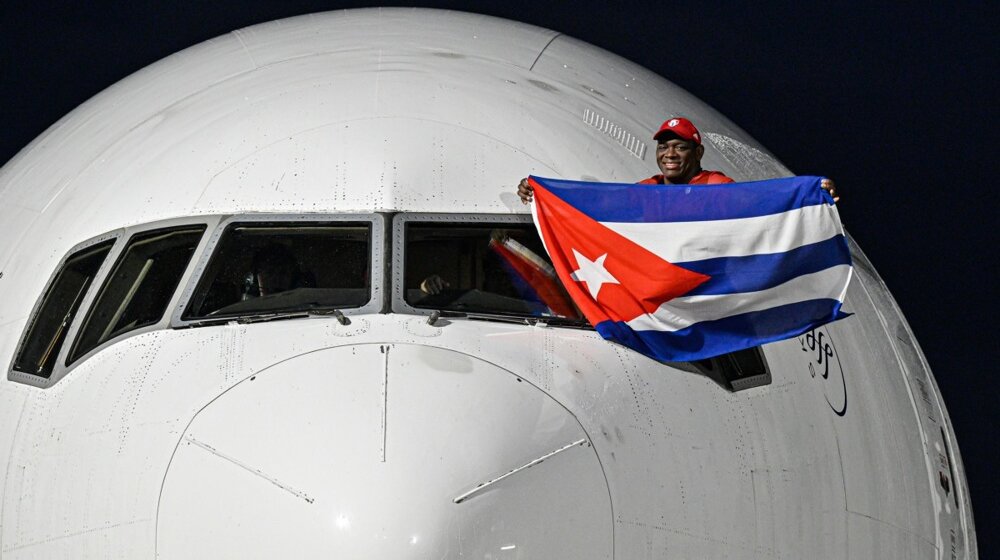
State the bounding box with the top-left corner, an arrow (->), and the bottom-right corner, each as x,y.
150,338 -> 616,555
230,30 -> 260,70
184,434 -> 314,504
844,508 -> 937,549
529,33 -> 562,72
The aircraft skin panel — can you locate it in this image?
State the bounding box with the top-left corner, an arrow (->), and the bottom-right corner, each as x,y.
847,512 -> 938,558
741,356 -> 850,556
157,343 -> 612,557
234,8 -> 560,71
531,35 -> 747,155
0,313 -> 843,557
0,306 -> 974,558
2,335 -> 177,558
834,329 -> 935,534
796,244 -> 972,559
0,8 -> 975,558
189,118 -> 559,214
0,324 -> 24,390
0,12 -> 608,223
0,9 -> 789,332
0,246 -> 975,559
0,383 -> 28,557
0,204 -> 40,281
596,340 -> 850,557
0,33 -> 255,215
530,34 -> 791,182
0,9 -> 799,340
843,239 -> 975,556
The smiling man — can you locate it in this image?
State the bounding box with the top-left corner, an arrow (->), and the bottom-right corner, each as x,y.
516,116 -> 839,202
640,117 -> 732,185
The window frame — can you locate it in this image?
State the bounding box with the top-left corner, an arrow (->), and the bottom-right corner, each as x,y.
66,224 -> 209,367
57,218 -> 215,372
171,213 -> 386,328
7,231 -> 122,388
7,218 -> 216,388
8,213 -> 384,389
391,212 -> 561,318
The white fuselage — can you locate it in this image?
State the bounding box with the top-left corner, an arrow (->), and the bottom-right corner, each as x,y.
0,8 -> 975,558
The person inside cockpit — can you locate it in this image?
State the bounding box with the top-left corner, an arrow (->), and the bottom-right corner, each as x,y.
245,243 -> 303,299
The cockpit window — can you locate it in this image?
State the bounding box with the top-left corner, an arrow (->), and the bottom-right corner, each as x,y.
403,222 -> 582,320
182,222 -> 371,320
12,239 -> 115,378
68,226 -> 206,364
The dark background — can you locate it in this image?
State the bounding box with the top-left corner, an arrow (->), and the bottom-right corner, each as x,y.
2,0 -> 996,549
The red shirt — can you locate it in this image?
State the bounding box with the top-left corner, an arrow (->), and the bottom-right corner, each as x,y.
637,170 -> 734,185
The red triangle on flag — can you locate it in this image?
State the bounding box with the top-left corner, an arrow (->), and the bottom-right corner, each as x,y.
532,180 -> 711,325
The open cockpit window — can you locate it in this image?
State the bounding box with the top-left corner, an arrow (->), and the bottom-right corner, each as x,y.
400,219 -> 584,322
12,239 -> 115,378
68,226 -> 206,364
182,221 -> 371,321
694,347 -> 771,391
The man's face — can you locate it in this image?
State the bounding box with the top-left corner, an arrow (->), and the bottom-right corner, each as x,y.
656,137 -> 704,184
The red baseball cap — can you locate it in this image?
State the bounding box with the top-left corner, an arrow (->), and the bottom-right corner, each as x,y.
653,117 -> 702,145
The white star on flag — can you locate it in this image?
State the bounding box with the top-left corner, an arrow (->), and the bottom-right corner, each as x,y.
570,249 -> 620,299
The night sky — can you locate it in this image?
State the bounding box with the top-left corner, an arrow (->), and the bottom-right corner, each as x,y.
2,1 -> 996,549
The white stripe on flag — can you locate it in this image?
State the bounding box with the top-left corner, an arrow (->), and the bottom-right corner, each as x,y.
602,204 -> 842,263
625,264 -> 852,332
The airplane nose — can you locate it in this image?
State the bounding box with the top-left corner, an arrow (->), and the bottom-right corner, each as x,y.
157,343 -> 612,558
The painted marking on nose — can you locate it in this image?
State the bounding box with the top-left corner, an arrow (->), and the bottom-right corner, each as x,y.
453,438 -> 589,504
185,435 -> 314,504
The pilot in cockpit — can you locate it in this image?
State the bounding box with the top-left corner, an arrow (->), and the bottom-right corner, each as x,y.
244,243 -> 304,299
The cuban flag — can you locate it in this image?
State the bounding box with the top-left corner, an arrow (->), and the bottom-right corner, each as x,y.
529,175 -> 852,362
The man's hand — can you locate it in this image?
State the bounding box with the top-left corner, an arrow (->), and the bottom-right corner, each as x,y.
419,274 -> 449,295
821,178 -> 840,203
517,177 -> 533,204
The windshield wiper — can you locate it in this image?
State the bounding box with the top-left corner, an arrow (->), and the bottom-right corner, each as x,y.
307,308 -> 351,325
183,308 -> 350,328
237,311 -> 310,324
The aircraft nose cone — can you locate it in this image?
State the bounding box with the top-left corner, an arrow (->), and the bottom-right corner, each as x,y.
157,344 -> 612,558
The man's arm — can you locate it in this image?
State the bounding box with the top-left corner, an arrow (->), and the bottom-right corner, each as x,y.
420,274 -> 449,295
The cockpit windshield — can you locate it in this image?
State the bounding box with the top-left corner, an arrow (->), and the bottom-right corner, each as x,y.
182,222 -> 371,320
402,222 -> 583,321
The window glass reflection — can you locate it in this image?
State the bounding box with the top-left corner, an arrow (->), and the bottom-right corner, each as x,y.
404,223 -> 581,320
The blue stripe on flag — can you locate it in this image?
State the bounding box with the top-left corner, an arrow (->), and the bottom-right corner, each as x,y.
677,235 -> 851,296
531,175 -> 833,222
595,299 -> 848,362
